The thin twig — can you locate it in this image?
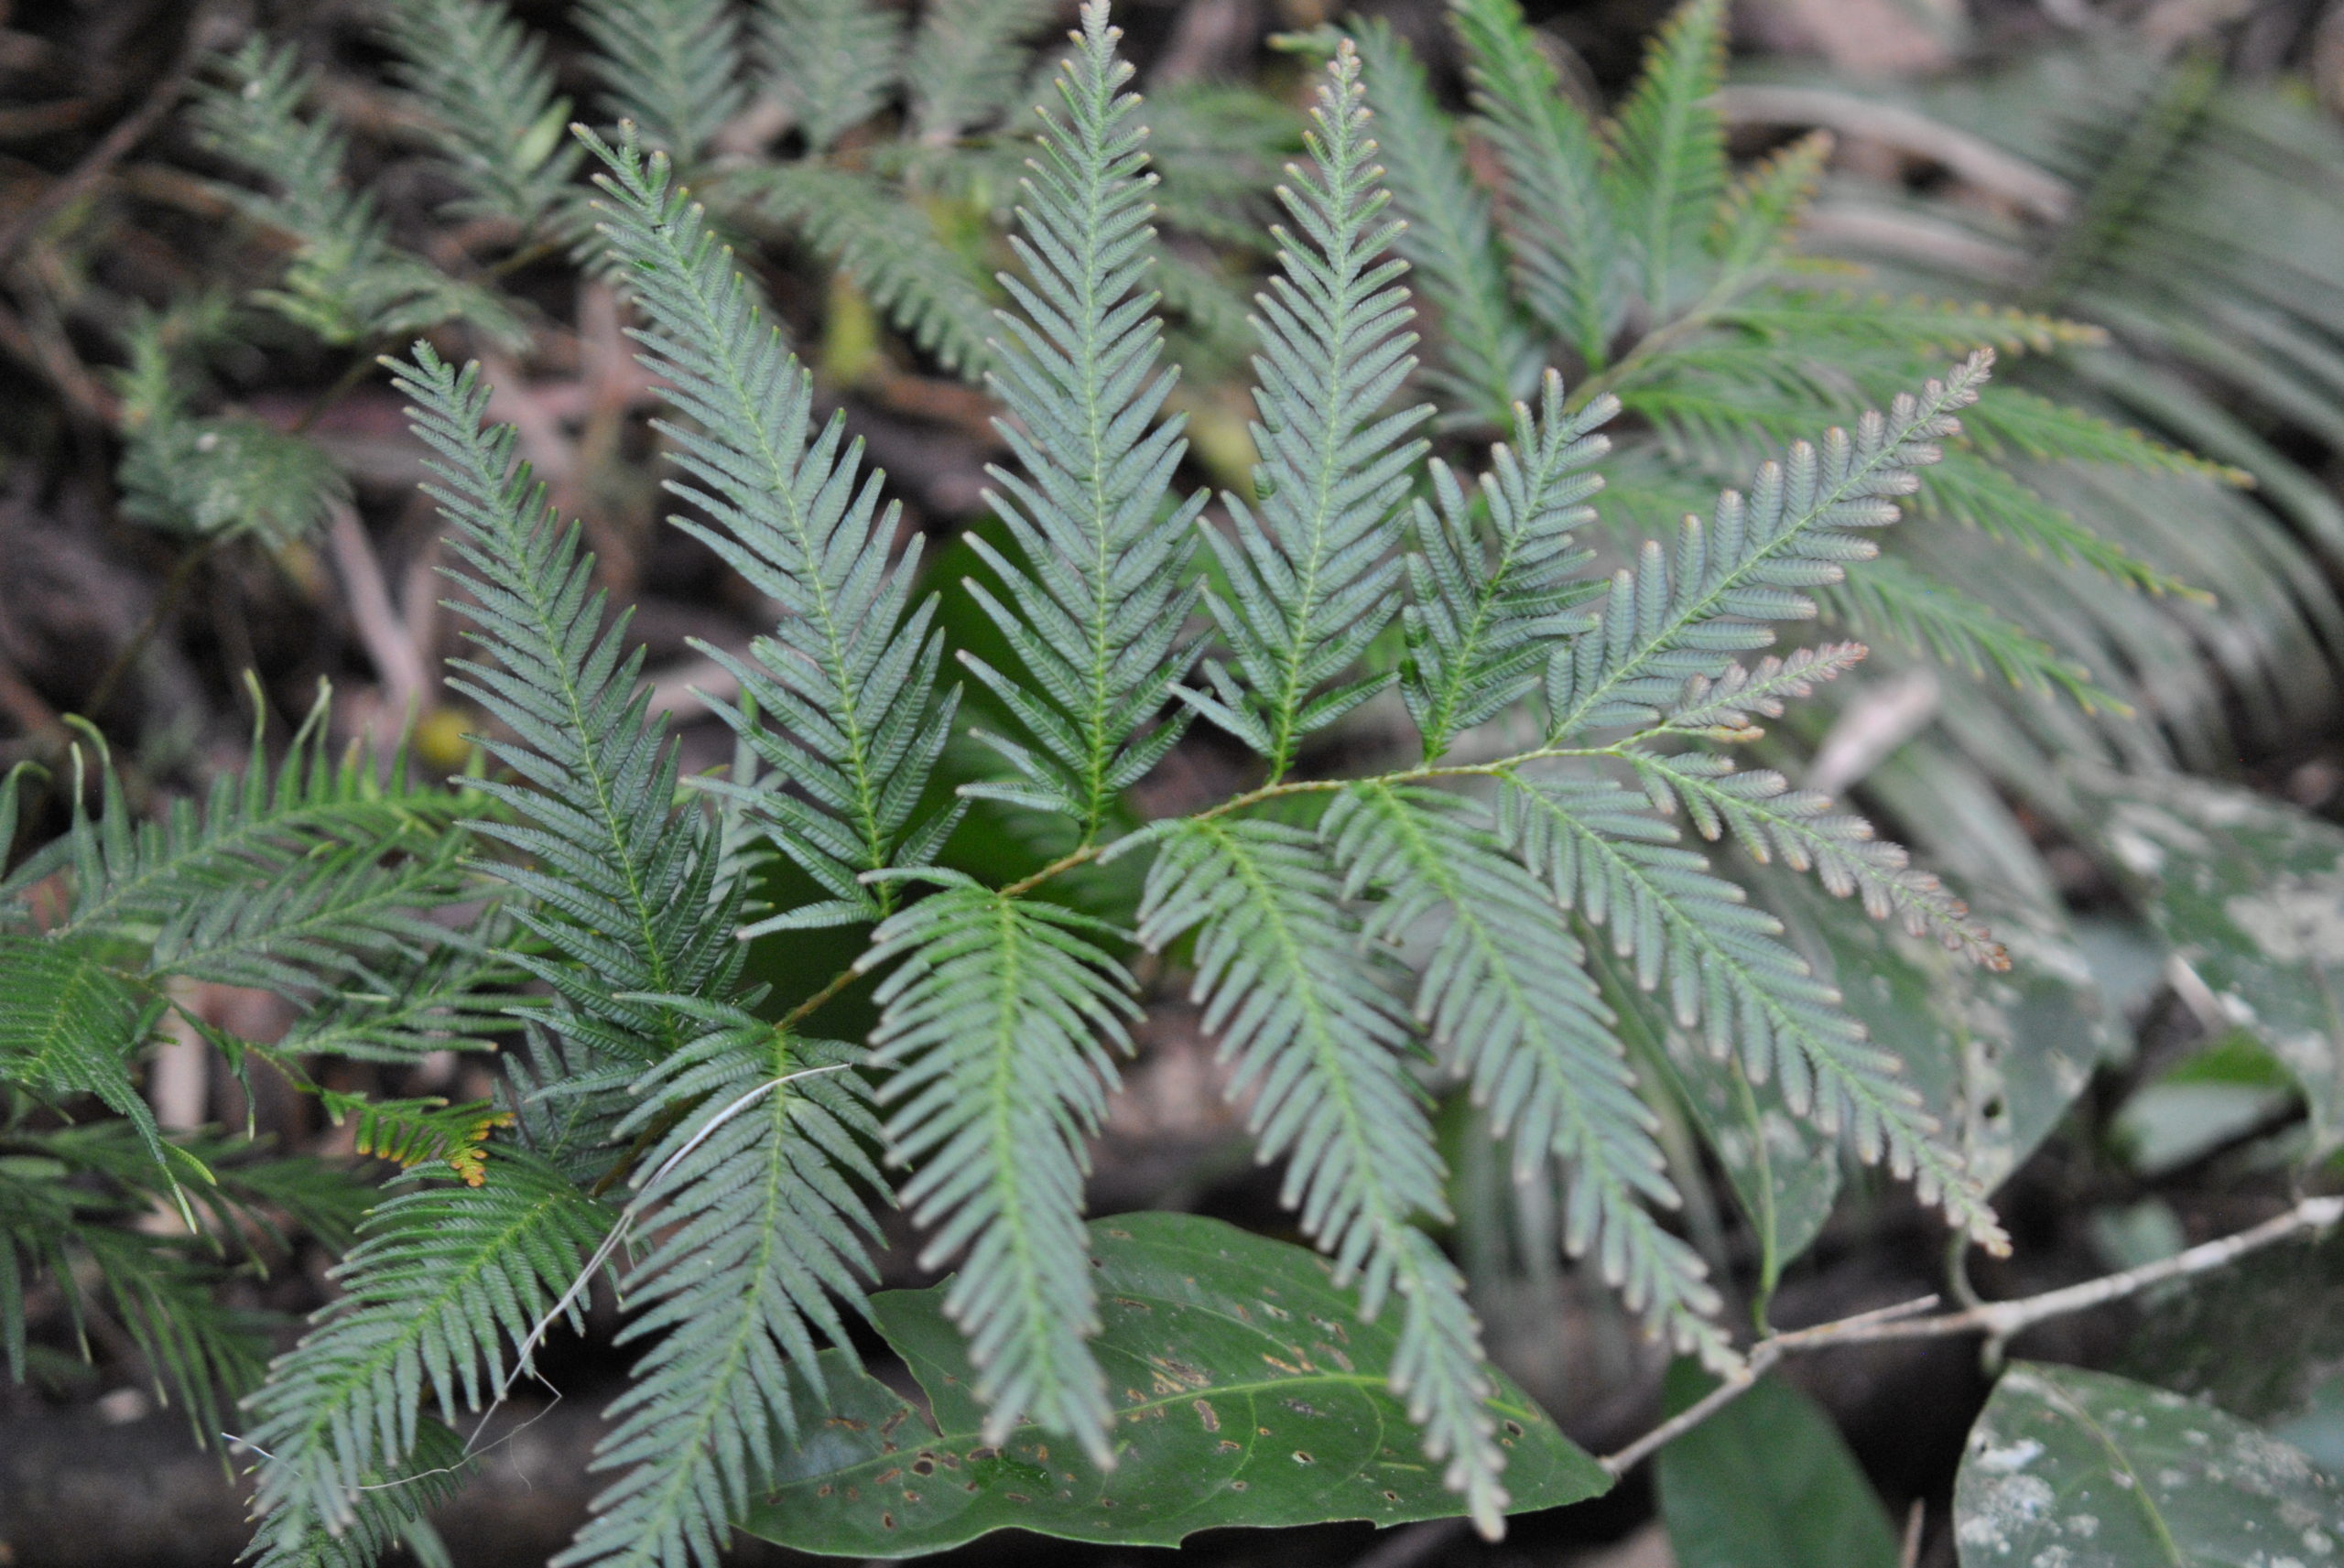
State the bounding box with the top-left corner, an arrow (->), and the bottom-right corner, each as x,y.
1599,1193 -> 2344,1476
81,535 -> 222,723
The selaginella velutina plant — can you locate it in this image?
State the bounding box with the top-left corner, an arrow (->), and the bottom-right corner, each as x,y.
184,7 -> 2035,1558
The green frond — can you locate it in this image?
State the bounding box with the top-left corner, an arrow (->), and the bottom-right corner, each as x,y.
378,0 -> 580,232
956,3 -> 1207,840
1351,18 -> 1537,425
191,39 -> 518,345
1496,770 -> 2005,1250
261,945 -> 519,1065
1715,289 -> 2102,357
1627,750 -> 2005,967
1821,554 -> 2115,709
240,1152 -> 613,1538
1323,783 -> 1730,1368
1915,446 -> 2196,597
1708,129 -> 1833,284
1449,0 -> 1622,367
1403,372 -> 1613,760
389,345 -> 735,1065
585,134 -> 960,929
755,0 -> 902,152
1190,42 -> 1431,779
0,933 -> 172,1187
1659,641 -> 1869,740
320,1091 -> 513,1187
907,0 -> 1058,145
1957,384 -> 2245,482
578,0 -> 745,167
559,1023 -> 883,1568
737,165 -> 997,375
862,881 -> 1135,1463
241,1420 -> 470,1568
1134,815 -> 1503,1534
1546,353 -> 1989,741
115,312 -> 346,546
1603,0 -> 1729,319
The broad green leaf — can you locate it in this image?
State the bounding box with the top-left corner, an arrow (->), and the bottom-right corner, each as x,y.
741,1213 -> 1607,1555
1762,875 -> 2109,1194
1956,1362 -> 2344,1566
2077,770 -> 2344,1159
1658,1362 -> 1900,1568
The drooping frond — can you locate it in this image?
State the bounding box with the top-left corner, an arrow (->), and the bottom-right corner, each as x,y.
907,0 -> 1058,145
1546,352 -> 1990,740
559,1023 -> 883,1568
241,1420 -> 470,1568
1351,18 -> 1536,425
1497,770 -> 2004,1249
738,164 -> 997,375
586,134 -> 960,930
390,346 -> 735,1064
239,1152 -> 612,1538
1449,0 -> 1622,368
577,0 -> 745,167
1627,751 -> 2006,966
755,0 -> 902,152
378,0 -> 580,232
191,40 -> 516,345
1603,0 -> 1729,318
1403,373 -> 1613,760
1915,446 -> 2195,596
861,879 -> 1136,1462
0,933 -> 170,1177
1190,41 -> 1431,779
1132,816 -> 1506,1536
956,3 -> 1207,839
1822,554 -> 2109,708
1323,784 -> 1730,1368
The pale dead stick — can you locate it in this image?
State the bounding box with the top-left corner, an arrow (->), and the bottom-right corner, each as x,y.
1601,1192 -> 2344,1476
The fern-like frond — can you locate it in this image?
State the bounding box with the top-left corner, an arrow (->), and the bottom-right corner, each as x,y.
320,1091 -> 514,1187
1707,129 -> 1832,285
0,934 -> 172,1184
737,164 -> 996,375
1604,0 -> 1728,318
861,879 -> 1134,1462
391,346 -> 733,1065
586,135 -> 960,931
1323,784 -> 1729,1368
1403,373 -> 1612,760
240,1152 -> 612,1537
957,3 -> 1207,839
1546,352 -> 1989,740
1822,553 -> 2110,708
755,0 -> 902,152
559,1022 -> 882,1568
241,1420 -> 470,1568
1714,290 -> 2100,357
192,40 -> 517,345
1191,41 -> 1430,778
907,0 -> 1057,145
1497,770 -> 2004,1249
578,0 -> 745,166
1133,816 -> 1506,1534
379,0 -> 580,232
1449,0 -> 1622,368
1628,750 -> 2004,966
1352,18 -> 1536,425
1659,642 -> 1868,739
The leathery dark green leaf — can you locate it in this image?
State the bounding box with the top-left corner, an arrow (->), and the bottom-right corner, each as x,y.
740,1214 -> 1606,1554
